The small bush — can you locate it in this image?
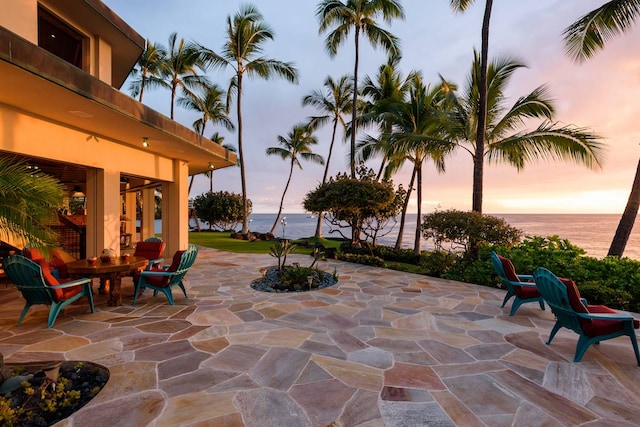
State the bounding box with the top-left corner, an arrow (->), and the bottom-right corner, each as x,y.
338,253 -> 385,267
579,282 -> 633,311
418,251 -> 458,277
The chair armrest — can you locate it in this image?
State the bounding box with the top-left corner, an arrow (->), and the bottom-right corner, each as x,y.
517,274 -> 534,282
580,298 -> 588,306
48,278 -> 92,289
51,268 -> 61,279
140,270 -> 172,277
510,280 -> 537,288
577,311 -> 635,321
145,258 -> 164,270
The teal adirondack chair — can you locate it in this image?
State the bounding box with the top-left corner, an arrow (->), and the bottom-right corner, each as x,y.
132,244 -> 198,305
3,255 -> 94,328
490,251 -> 545,316
533,267 -> 640,364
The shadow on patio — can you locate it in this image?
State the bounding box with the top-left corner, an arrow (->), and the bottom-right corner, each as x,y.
1,246 -> 639,426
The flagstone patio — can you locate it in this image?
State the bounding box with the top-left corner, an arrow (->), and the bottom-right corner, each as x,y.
1,246 -> 639,426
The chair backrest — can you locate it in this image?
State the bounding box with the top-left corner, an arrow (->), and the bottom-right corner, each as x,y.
3,255 -> 53,305
145,237 -> 163,242
490,251 -> 520,283
165,244 -> 198,287
134,241 -> 165,260
533,267 -> 583,335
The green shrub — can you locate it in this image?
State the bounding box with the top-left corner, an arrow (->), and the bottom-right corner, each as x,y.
338,253 -> 385,267
418,251 -> 458,277
578,282 -> 633,311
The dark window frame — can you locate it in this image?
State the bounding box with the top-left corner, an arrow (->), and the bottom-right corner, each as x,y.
37,6 -> 87,70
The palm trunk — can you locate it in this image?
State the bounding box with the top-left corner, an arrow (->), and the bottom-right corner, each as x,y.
237,73 -> 249,235
315,118 -> 340,238
350,27 -> 360,178
608,157 -> 640,257
472,0 -> 493,214
170,80 -> 177,120
395,166 -> 417,250
270,160 -> 295,235
414,163 -> 423,254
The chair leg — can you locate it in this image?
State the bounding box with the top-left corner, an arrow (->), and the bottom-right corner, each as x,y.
547,321 -> 563,345
626,323 -> 640,366
574,334 -> 593,362
47,302 -> 63,328
85,286 -> 95,313
509,298 -> 523,316
17,303 -> 32,326
178,282 -> 188,299
501,290 -> 514,308
132,281 -> 143,306
162,289 -> 175,305
538,299 -> 545,311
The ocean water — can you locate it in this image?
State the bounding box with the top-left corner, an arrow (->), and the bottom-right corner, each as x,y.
183,213 -> 640,260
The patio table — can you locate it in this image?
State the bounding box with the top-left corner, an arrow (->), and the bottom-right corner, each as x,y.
66,256 -> 148,306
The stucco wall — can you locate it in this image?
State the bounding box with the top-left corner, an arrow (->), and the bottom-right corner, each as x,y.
0,0 -> 38,43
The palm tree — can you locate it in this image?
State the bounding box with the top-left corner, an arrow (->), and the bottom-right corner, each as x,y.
450,0 -> 494,213
384,74 -> 455,253
316,0 -> 405,178
359,53 -> 412,179
564,1 -> 640,257
163,33 -> 208,119
200,4 -> 299,235
444,53 -> 606,213
302,74 -> 353,237
266,125 -> 324,235
128,40 -> 167,102
0,158 -> 65,247
178,83 -> 234,136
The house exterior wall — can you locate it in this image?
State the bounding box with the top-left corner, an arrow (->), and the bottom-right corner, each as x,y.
0,0 -> 38,43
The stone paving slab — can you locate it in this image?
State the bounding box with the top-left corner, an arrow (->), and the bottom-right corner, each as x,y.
1,247 -> 640,426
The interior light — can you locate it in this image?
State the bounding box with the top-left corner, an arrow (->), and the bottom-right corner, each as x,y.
142,137 -> 149,147
208,162 -> 214,170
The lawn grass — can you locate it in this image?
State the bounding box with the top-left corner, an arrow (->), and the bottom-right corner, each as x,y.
188,231 -> 343,254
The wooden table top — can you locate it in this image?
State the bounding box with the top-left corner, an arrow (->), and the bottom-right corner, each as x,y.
66,256 -> 148,275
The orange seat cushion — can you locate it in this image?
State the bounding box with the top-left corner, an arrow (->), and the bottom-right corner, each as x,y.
37,259 -> 82,303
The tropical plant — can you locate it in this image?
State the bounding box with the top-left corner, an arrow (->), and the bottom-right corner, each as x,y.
303,165 -> 402,244
127,39 -> 167,102
200,4 -> 298,235
303,74 -> 354,238
563,1 -> 640,257
0,157 -> 65,248
192,190 -> 248,231
162,32 -> 208,119
421,209 -> 522,254
358,53 -> 411,179
450,0 -> 494,213
266,124 -> 324,235
178,83 -> 234,137
442,53 -> 606,213
316,0 -> 405,178
383,73 -> 456,253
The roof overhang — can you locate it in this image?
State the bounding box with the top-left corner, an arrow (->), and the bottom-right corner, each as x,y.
0,26 -> 237,176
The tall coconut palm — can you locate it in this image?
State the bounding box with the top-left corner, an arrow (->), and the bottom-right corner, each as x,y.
384,74 -> 455,253
128,40 -> 167,102
359,53 -> 412,179
450,0 -> 494,213
564,1 -> 640,257
444,53 -> 606,212
316,0 -> 405,178
163,33 -> 208,119
0,158 -> 65,247
178,83 -> 234,137
303,74 -> 353,237
200,4 -> 298,235
266,125 -> 324,235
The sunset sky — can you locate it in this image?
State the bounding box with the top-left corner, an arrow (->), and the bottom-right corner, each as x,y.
103,0 -> 640,214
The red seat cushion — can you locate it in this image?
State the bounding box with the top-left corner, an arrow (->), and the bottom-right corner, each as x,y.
497,255 -> 519,282
50,251 -> 69,278
133,241 -> 165,261
560,278 -> 640,337
513,285 -> 542,299
37,259 -> 82,303
138,250 -> 185,288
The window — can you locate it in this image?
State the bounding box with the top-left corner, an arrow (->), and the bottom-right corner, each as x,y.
38,6 -> 86,70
